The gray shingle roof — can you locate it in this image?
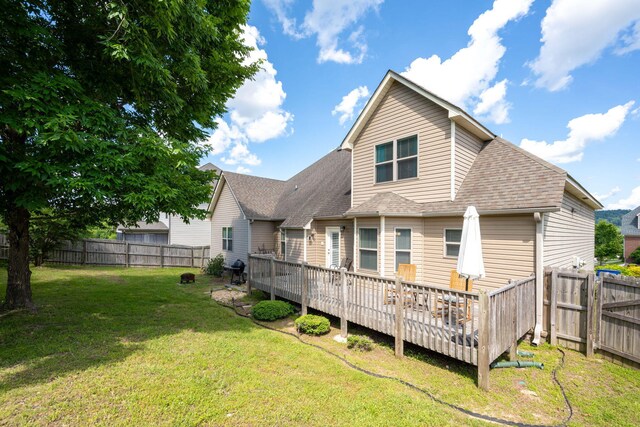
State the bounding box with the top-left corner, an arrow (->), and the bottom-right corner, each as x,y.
348,138 -> 568,217
222,172 -> 286,220
622,206 -> 640,236
117,221 -> 169,232
219,150 -> 351,228
347,192 -> 423,216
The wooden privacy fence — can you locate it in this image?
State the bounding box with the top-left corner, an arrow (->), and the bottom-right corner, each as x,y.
0,235 -> 209,268
248,254 -> 536,390
544,268 -> 640,368
597,274 -> 640,367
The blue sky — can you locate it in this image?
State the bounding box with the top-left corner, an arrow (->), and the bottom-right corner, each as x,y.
202,0 -> 640,209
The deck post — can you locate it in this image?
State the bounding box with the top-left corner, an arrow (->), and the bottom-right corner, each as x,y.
507,280 -> 517,361
394,276 -> 404,358
246,253 -> 252,295
301,262 -> 308,315
477,290 -> 490,390
270,256 -> 276,301
550,269 -> 558,346
340,267 -> 348,338
586,272 -> 595,357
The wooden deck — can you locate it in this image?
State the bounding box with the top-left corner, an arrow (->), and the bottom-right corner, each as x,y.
248,255 -> 536,389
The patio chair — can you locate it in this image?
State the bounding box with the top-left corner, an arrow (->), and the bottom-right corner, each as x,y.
384,264 -> 417,306
330,257 -> 353,286
433,270 -> 473,322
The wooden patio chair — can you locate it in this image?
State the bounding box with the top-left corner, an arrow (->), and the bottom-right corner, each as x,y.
433,270 -> 473,322
384,264 -> 417,306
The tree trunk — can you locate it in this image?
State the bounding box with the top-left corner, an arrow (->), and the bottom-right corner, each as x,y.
4,207 -> 34,311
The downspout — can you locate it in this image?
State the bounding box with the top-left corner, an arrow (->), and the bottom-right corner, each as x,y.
380,216 -> 385,277
450,121 -> 456,201
353,217 -> 358,272
533,212 -> 544,345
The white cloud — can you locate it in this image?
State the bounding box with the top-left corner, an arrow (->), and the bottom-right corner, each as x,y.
520,101 -> 635,163
204,25 -> 293,168
608,186 -> 640,209
236,166 -> 252,174
402,0 -> 533,124
473,80 -> 510,124
332,86 -> 369,125
263,0 -> 383,64
529,0 -> 640,91
221,143 -> 261,166
593,186 -> 622,201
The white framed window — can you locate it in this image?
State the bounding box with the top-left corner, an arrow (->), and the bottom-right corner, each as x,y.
395,228 -> 411,271
358,228 -> 378,271
375,135 -> 418,183
222,227 -> 233,251
444,229 -> 461,258
280,229 -> 286,258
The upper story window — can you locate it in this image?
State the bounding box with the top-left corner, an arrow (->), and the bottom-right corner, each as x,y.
375,135 -> 418,183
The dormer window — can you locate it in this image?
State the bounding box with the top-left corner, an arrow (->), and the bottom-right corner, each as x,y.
375,135 -> 418,183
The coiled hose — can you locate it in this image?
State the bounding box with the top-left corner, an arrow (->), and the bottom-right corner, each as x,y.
219,298 -> 573,427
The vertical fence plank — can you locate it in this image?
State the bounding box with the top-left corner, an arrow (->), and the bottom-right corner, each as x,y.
270,256 -> 276,301
586,272 -> 595,357
550,269 -> 558,346
478,290 -> 490,391
301,262 -> 308,315
340,268 -> 348,338
395,276 -> 404,358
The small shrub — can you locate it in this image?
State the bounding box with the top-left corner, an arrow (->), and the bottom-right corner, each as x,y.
203,254 -> 225,277
347,335 -> 373,351
295,314 -> 330,335
630,247 -> 640,265
251,300 -> 294,321
595,264 -> 640,277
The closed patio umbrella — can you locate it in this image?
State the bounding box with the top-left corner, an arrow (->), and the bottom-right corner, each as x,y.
456,206 -> 485,291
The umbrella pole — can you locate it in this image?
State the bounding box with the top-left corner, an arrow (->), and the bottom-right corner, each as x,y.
465,277 -> 469,292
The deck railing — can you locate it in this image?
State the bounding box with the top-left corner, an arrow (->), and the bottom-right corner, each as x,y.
247,254 -> 536,390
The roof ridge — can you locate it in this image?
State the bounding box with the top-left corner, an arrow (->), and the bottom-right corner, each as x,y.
223,170 -> 286,183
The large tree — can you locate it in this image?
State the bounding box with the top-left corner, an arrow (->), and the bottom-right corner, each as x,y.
0,0 -> 257,310
595,220 -> 623,265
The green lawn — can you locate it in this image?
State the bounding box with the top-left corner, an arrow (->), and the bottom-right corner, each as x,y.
1,266 -> 639,426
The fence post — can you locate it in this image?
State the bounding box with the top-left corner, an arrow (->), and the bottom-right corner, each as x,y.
595,275 -> 604,352
246,253 -> 252,295
395,275 -> 404,358
125,242 -> 130,268
81,240 -> 87,265
340,267 -> 348,338
301,262 -> 308,316
270,256 -> 276,301
160,245 -> 165,268
549,269 -> 558,346
586,272 -> 595,357
477,290 -> 490,391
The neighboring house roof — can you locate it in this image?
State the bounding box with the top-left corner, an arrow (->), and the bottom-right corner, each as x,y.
622,206 -> 640,236
117,221 -> 169,232
199,162 -> 219,172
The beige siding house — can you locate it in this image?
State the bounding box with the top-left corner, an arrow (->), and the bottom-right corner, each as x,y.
209,71 -> 601,342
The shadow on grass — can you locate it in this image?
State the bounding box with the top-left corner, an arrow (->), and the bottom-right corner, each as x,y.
303,306 -> 478,384
0,266 -> 257,393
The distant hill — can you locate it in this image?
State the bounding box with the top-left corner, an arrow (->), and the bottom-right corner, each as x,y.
595,209 -> 630,227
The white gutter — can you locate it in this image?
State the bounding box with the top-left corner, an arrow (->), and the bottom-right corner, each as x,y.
353,217 -> 358,272
533,212 -> 544,345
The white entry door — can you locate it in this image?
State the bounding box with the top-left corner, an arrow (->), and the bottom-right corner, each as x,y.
326,227 -> 341,268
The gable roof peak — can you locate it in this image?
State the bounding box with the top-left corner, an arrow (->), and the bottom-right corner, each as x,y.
339,70 -> 495,151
